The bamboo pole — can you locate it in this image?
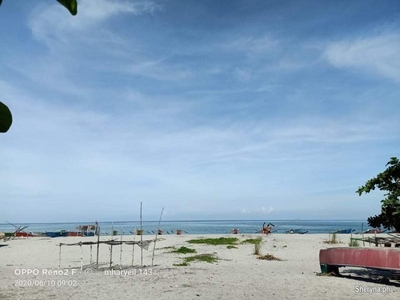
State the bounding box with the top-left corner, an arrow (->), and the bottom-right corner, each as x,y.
109,244 -> 113,268
119,228 -> 123,269
96,226 -> 100,268
152,207 -> 164,266
131,228 -> 136,267
140,202 -> 143,267
80,243 -> 83,271
361,222 -> 365,247
58,244 -> 62,269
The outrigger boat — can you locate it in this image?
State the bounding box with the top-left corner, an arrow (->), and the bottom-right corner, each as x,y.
45,230 -> 68,238
320,247 -> 400,280
333,228 -> 355,234
286,228 -> 308,234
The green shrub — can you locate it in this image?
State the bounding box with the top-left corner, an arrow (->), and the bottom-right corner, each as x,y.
171,246 -> 196,254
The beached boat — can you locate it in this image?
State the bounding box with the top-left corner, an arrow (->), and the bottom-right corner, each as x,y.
319,247 -> 400,279
45,230 -> 68,238
364,228 -> 383,234
66,231 -> 83,237
333,228 -> 354,234
76,224 -> 98,236
286,229 -> 308,234
15,232 -> 37,237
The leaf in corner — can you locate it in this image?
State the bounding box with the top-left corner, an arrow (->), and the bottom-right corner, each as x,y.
0,101 -> 12,133
57,0 -> 78,16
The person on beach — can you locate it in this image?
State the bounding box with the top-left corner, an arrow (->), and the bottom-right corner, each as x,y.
262,222 -> 272,234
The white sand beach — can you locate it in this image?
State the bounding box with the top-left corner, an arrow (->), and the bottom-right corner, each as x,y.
0,234 -> 399,300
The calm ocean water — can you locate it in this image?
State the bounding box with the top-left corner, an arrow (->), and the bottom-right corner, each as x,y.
0,220 -> 369,235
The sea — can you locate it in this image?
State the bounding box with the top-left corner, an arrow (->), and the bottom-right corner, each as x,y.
0,220 -> 370,235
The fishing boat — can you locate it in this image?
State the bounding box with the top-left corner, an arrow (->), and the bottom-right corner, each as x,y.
364,228 -> 383,234
45,230 -> 68,238
320,247 -> 400,279
286,228 -> 308,234
15,231 -> 38,237
76,224 -> 98,236
333,228 -> 354,234
66,231 -> 83,237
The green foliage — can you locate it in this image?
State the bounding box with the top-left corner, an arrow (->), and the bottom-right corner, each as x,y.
0,0 -> 77,15
349,239 -> 360,247
241,238 -> 262,245
0,102 -> 12,133
57,0 -> 78,15
173,262 -> 189,267
157,246 -> 176,250
324,233 -> 340,244
227,245 -> 238,249
184,254 -> 218,264
357,157 -> 400,232
173,253 -> 218,266
171,246 -> 196,254
187,237 -> 238,245
0,0 -> 78,134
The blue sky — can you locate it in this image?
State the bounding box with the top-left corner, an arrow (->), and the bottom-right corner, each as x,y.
1,0 -> 399,222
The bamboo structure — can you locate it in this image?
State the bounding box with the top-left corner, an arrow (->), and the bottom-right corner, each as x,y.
109,244 -> 113,268
140,202 -> 143,267
80,243 -> 83,271
57,238 -> 156,269
55,206 -> 167,269
119,231 -> 123,269
96,227 -> 100,268
152,207 -> 164,266
58,244 -> 61,269
131,228 -> 135,267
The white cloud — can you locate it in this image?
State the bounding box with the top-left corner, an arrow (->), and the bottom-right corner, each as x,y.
325,34 -> 400,82
241,206 -> 274,215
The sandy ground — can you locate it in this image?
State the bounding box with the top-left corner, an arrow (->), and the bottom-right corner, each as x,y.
0,233 -> 399,300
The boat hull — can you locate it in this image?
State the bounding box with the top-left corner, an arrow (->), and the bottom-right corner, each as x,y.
45,231 -> 68,238
320,247 -> 400,273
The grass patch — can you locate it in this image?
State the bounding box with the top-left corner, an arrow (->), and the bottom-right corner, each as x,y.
240,237 -> 262,254
349,239 -> 360,247
241,238 -> 262,245
187,237 -> 238,246
227,245 -> 238,249
258,254 -> 282,261
173,262 -> 189,267
171,246 -> 196,254
324,233 -> 341,244
157,246 -> 176,250
184,254 -> 218,264
173,253 -> 218,266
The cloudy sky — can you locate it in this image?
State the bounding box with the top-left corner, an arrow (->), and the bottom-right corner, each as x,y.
1,0 -> 399,222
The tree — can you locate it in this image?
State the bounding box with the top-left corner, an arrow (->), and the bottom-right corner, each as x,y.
0,0 -> 77,133
357,157 -> 400,232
